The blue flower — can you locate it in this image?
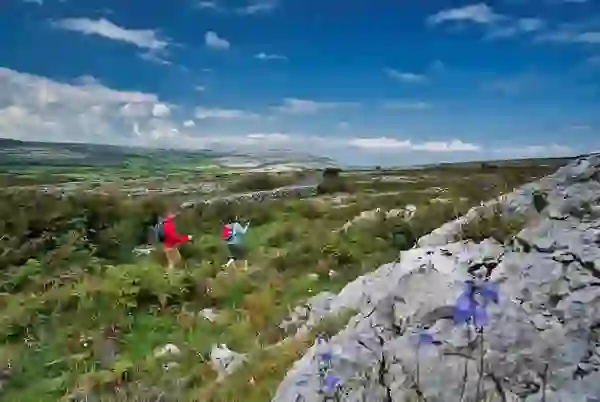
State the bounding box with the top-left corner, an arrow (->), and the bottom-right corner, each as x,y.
316,335 -> 332,362
477,281 -> 499,304
319,350 -> 332,362
453,280 -> 499,327
322,374 -> 342,394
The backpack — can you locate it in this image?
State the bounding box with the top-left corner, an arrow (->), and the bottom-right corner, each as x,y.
221,224 -> 233,241
150,218 -> 165,243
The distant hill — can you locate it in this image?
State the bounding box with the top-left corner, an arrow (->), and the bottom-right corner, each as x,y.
0,138 -> 337,170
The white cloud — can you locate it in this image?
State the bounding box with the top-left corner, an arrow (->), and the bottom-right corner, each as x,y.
337,121 -> 350,129
535,30 -> 600,44
175,134 -> 487,155
23,0 -> 43,5
428,5 -> 545,41
517,18 -> 546,32
244,132 -> 289,143
205,31 -> 230,50
195,106 -> 260,120
383,68 -> 427,83
486,17 -> 545,39
237,1 -> 277,15
197,1 -> 219,9
349,137 -> 481,152
152,103 -> 170,117
194,85 -> 206,92
0,67 -> 177,146
255,52 -> 287,61
120,102 -> 152,118
139,50 -> 171,65
0,68 -> 583,163
53,18 -> 169,50
197,0 -> 277,15
272,98 -> 359,114
382,101 -> 432,110
427,4 -> 501,25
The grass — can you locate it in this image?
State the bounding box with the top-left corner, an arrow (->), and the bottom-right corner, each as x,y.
457,204 -> 528,244
0,160 -> 563,401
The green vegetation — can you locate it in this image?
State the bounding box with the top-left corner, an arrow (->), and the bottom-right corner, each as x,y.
0,153 -> 566,401
457,204 -> 528,244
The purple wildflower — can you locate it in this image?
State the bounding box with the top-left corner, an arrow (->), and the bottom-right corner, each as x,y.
477,281 -> 499,304
453,280 -> 499,327
316,335 -> 333,362
322,374 -> 342,394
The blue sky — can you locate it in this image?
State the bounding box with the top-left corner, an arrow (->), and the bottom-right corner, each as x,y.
1,0 -> 599,166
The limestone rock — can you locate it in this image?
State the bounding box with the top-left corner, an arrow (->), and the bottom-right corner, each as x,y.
273,154 -> 600,402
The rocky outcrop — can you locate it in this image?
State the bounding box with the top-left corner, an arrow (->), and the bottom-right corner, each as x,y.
272,155 -> 600,402
337,205 -> 417,233
180,185 -> 318,209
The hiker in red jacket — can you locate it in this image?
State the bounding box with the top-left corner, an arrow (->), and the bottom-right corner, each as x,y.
160,209 -> 192,271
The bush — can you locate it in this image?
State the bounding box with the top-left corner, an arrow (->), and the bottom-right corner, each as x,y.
227,173 -> 290,192
459,206 -> 526,244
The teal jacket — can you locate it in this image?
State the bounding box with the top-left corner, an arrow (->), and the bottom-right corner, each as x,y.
226,222 -> 249,245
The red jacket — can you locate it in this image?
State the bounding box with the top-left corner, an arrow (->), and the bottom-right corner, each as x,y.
161,215 -> 190,248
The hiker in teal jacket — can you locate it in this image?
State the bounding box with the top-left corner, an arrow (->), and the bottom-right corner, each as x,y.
222,217 -> 250,271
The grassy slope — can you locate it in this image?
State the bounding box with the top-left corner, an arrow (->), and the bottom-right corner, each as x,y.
0,161 -> 564,401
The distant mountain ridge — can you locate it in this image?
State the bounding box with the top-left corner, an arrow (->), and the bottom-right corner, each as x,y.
0,138 -> 338,169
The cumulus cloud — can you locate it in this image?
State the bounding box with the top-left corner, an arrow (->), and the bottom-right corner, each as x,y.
236,1 -> 278,15
205,31 -> 230,50
0,67 -> 175,145
194,106 -> 260,120
52,18 -> 169,50
272,98 -> 359,114
139,50 -> 171,66
486,17 -> 545,39
197,1 -> 277,15
428,4 -> 545,41
383,68 -> 427,83
0,67 -> 582,163
349,137 -> 481,152
152,103 -> 171,117
255,52 -> 287,61
427,4 -> 501,25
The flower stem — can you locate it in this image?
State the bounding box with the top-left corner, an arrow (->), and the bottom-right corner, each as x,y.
458,325 -> 471,402
475,328 -> 485,401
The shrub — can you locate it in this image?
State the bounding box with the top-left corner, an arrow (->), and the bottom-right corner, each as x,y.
459,206 -> 526,244
227,173 -> 289,192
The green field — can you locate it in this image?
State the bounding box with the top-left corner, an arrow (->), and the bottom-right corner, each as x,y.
0,139 -> 573,401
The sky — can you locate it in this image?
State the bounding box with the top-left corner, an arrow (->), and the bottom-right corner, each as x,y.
1,0 -> 600,166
